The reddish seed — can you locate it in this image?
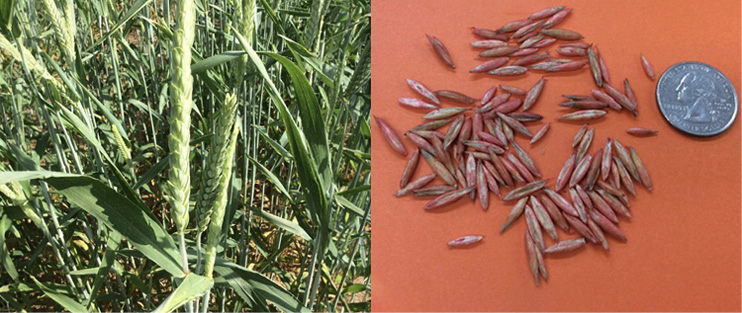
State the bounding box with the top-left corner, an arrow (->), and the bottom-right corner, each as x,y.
544,238 -> 586,254
555,152 -> 576,192
400,148 -> 421,188
547,60 -> 588,72
374,116 -> 407,156
489,66 -> 528,76
575,184 -> 593,210
591,89 -> 622,111
405,131 -> 435,155
539,194 -> 569,231
569,188 -> 588,223
481,86 -> 497,104
412,185 -> 456,197
525,230 -> 540,286
540,28 -> 584,40
557,46 -> 586,56
587,218 -> 610,250
507,153 -> 536,183
509,48 -> 539,57
500,84 -> 527,95
523,77 -> 546,111
569,154 -> 593,187
601,138 -> 613,181
497,19 -> 532,33
411,118 -> 453,131
543,7 -> 572,28
494,98 -> 523,114
511,141 -> 541,178
426,34 -> 455,69
563,214 -> 597,243
470,57 -> 510,73
471,39 -> 508,49
471,27 -> 509,40
530,123 -> 550,144
513,20 -> 545,39
557,110 -> 607,121
595,45 -> 611,85
588,47 -> 603,88
448,235 -> 484,247
511,52 -> 551,67
509,112 -> 544,122
490,152 -> 513,187
604,83 -> 637,114
532,37 -> 557,48
501,197 -> 528,233
406,79 -> 440,104
480,93 -> 511,113
477,131 -> 505,147
543,188 -> 579,217
422,108 -> 469,120
479,46 -> 520,58
529,5 -> 565,21
626,127 -> 658,136
424,187 -> 475,210
588,191 -> 619,223
497,112 -> 533,138
559,101 -> 608,110
395,173 -> 436,197
585,149 -> 603,190
525,206 -> 546,252
482,162 -> 501,196
434,90 -> 478,105
640,53 -> 655,80
398,97 -> 438,110
560,42 -> 592,49
624,78 -> 639,112
520,34 -> 545,49
589,209 -> 627,242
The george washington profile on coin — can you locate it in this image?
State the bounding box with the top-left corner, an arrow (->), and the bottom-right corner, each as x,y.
676,72 -> 716,123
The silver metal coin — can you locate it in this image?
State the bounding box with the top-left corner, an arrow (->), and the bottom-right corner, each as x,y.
656,61 -> 738,136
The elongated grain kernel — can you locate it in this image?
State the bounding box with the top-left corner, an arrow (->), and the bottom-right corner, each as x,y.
560,42 -> 592,49
612,139 -> 640,181
501,197 -> 529,233
426,34 -> 455,69
585,149 -> 603,190
529,5 -> 564,20
530,61 -> 562,71
613,156 -> 635,196
544,238 -> 586,254
543,188 -> 579,217
435,90 -> 478,104
407,79 -> 439,104
497,112 -> 533,138
480,93 -> 512,113
572,124 -> 588,148
477,131 -> 505,147
559,101 -> 608,110
509,112 -> 544,122
563,214 -> 597,243
500,84 -> 526,95
494,99 -> 524,114
423,108 -> 470,120
513,20 -> 545,38
412,185 -> 456,196
490,151 -> 514,187
587,218 -> 610,250
525,206 -> 546,252
640,53 -> 655,80
421,150 -> 456,186
443,115 -> 465,149
477,161 -> 489,210
575,184 -> 593,210
510,48 -> 539,57
543,7 -> 572,28
624,79 -> 638,113
595,45 -> 611,85
591,89 -> 621,110
588,190 -> 618,223
374,116 -> 407,156
395,173 -> 436,197
454,166 -> 468,191
538,193 -> 569,231
532,37 -> 557,48
589,209 -> 627,242
534,234 -> 548,281
523,77 -> 546,111
471,39 -> 508,49
398,97 -> 438,109
466,154 -> 477,200
597,188 -> 631,218
508,153 -> 536,182
557,46 -> 586,56
448,235 -> 483,247
569,154 -> 592,187
530,196 -> 558,240
555,152 -> 576,192
497,19 -> 531,33
400,148 -> 420,188
630,146 -> 653,190
483,158 -> 505,185
520,35 -> 545,49
411,118 -> 452,131
626,127 -> 658,136
500,155 -> 525,184
511,52 -> 551,67
482,162 -> 501,195
588,46 -> 603,87
482,86 -> 497,104
597,180 -> 626,199
470,57 -> 510,73
459,118 -> 473,142
563,94 -> 595,101
530,123 -> 550,144
569,188 -> 588,223
557,109 -> 607,121
489,65 -> 528,76
424,186 -> 475,210
471,27 -> 509,40
575,128 -> 594,162
465,140 -> 505,154
541,28 -> 583,40
512,141 -> 541,177
503,179 -> 548,201
546,60 -> 588,72
479,46 -> 520,58
525,230 -> 540,286
601,138 -> 613,180
405,131 -> 436,155
603,83 -> 636,114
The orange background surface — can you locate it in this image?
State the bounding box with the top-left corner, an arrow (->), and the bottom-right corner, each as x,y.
370,0 -> 742,311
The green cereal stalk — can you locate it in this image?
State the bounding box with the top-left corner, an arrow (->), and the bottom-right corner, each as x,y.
305,0 -> 325,52
166,0 -> 197,273
344,41 -> 371,97
39,0 -> 75,64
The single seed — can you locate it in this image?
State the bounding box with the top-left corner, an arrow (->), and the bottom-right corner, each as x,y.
569,188 -> 588,223
626,127 -> 658,136
525,206 -> 546,252
466,154 -> 477,200
588,46 -> 603,87
503,179 -> 548,201
421,150 -> 456,186
471,39 -> 508,49
572,124 -> 588,148
497,19 -> 532,33
640,53 -> 655,80
499,84 -> 526,95
395,173 -> 436,197
563,94 -> 595,101
544,238 -> 586,254
477,131 -> 506,147
596,180 -> 626,199
481,86 -> 498,104
490,151 -> 514,187
423,108 -> 470,120
589,209 -> 627,242
489,65 -> 528,76
540,28 -> 583,40
424,186 -> 476,211
587,218 -> 610,250
530,123 -> 550,144
513,20 -> 545,38
546,60 -> 588,72
459,118 -> 473,142
374,116 -> 407,156
543,7 -> 572,28
407,79 -> 440,104
472,112 -> 483,140
479,46 -> 520,58
464,140 -> 505,154
426,34 -> 455,69
539,193 -> 569,231
532,37 -> 557,48
624,78 -> 638,114
597,188 -> 631,219
530,196 -> 558,240
509,48 -> 540,57
501,197 -> 529,233
569,154 -> 592,187
543,188 -> 579,217
493,119 -> 509,144
454,167 -> 468,191
412,185 -> 456,197
471,27 -> 510,40
575,128 -> 594,162
516,31 -> 540,44
443,115 -> 466,149
523,77 -> 546,111
525,230 -> 540,286
507,153 -> 536,182
470,57 -> 510,73
494,98 -> 524,114
560,42 -> 592,49
398,97 -> 438,110
563,214 -> 597,243
500,155 -> 526,185
448,235 -> 484,247
511,52 -> 551,67
603,83 -> 637,115
595,45 -> 611,84
559,100 -> 608,110
400,148 -> 420,188
557,109 -> 607,121
411,118 -> 453,131
520,34 -> 545,49
601,138 -> 613,181
587,190 -> 619,223
509,112 -> 544,122
614,156 -> 635,196
612,139 -> 640,181
477,161 -> 489,210
497,112 -> 533,138
434,90 -> 478,105
511,141 -> 541,177
480,93 -> 512,113
530,61 -> 563,71
629,147 -> 653,191
585,149 -> 603,190
466,151 -> 492,160
557,46 -> 586,56
575,184 -> 593,210
405,131 -> 436,155
591,89 -> 622,110
555,152 -> 576,192
529,5 -> 565,20
482,162 -> 501,196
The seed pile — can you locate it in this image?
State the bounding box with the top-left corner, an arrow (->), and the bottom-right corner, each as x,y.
377,5 -> 657,285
